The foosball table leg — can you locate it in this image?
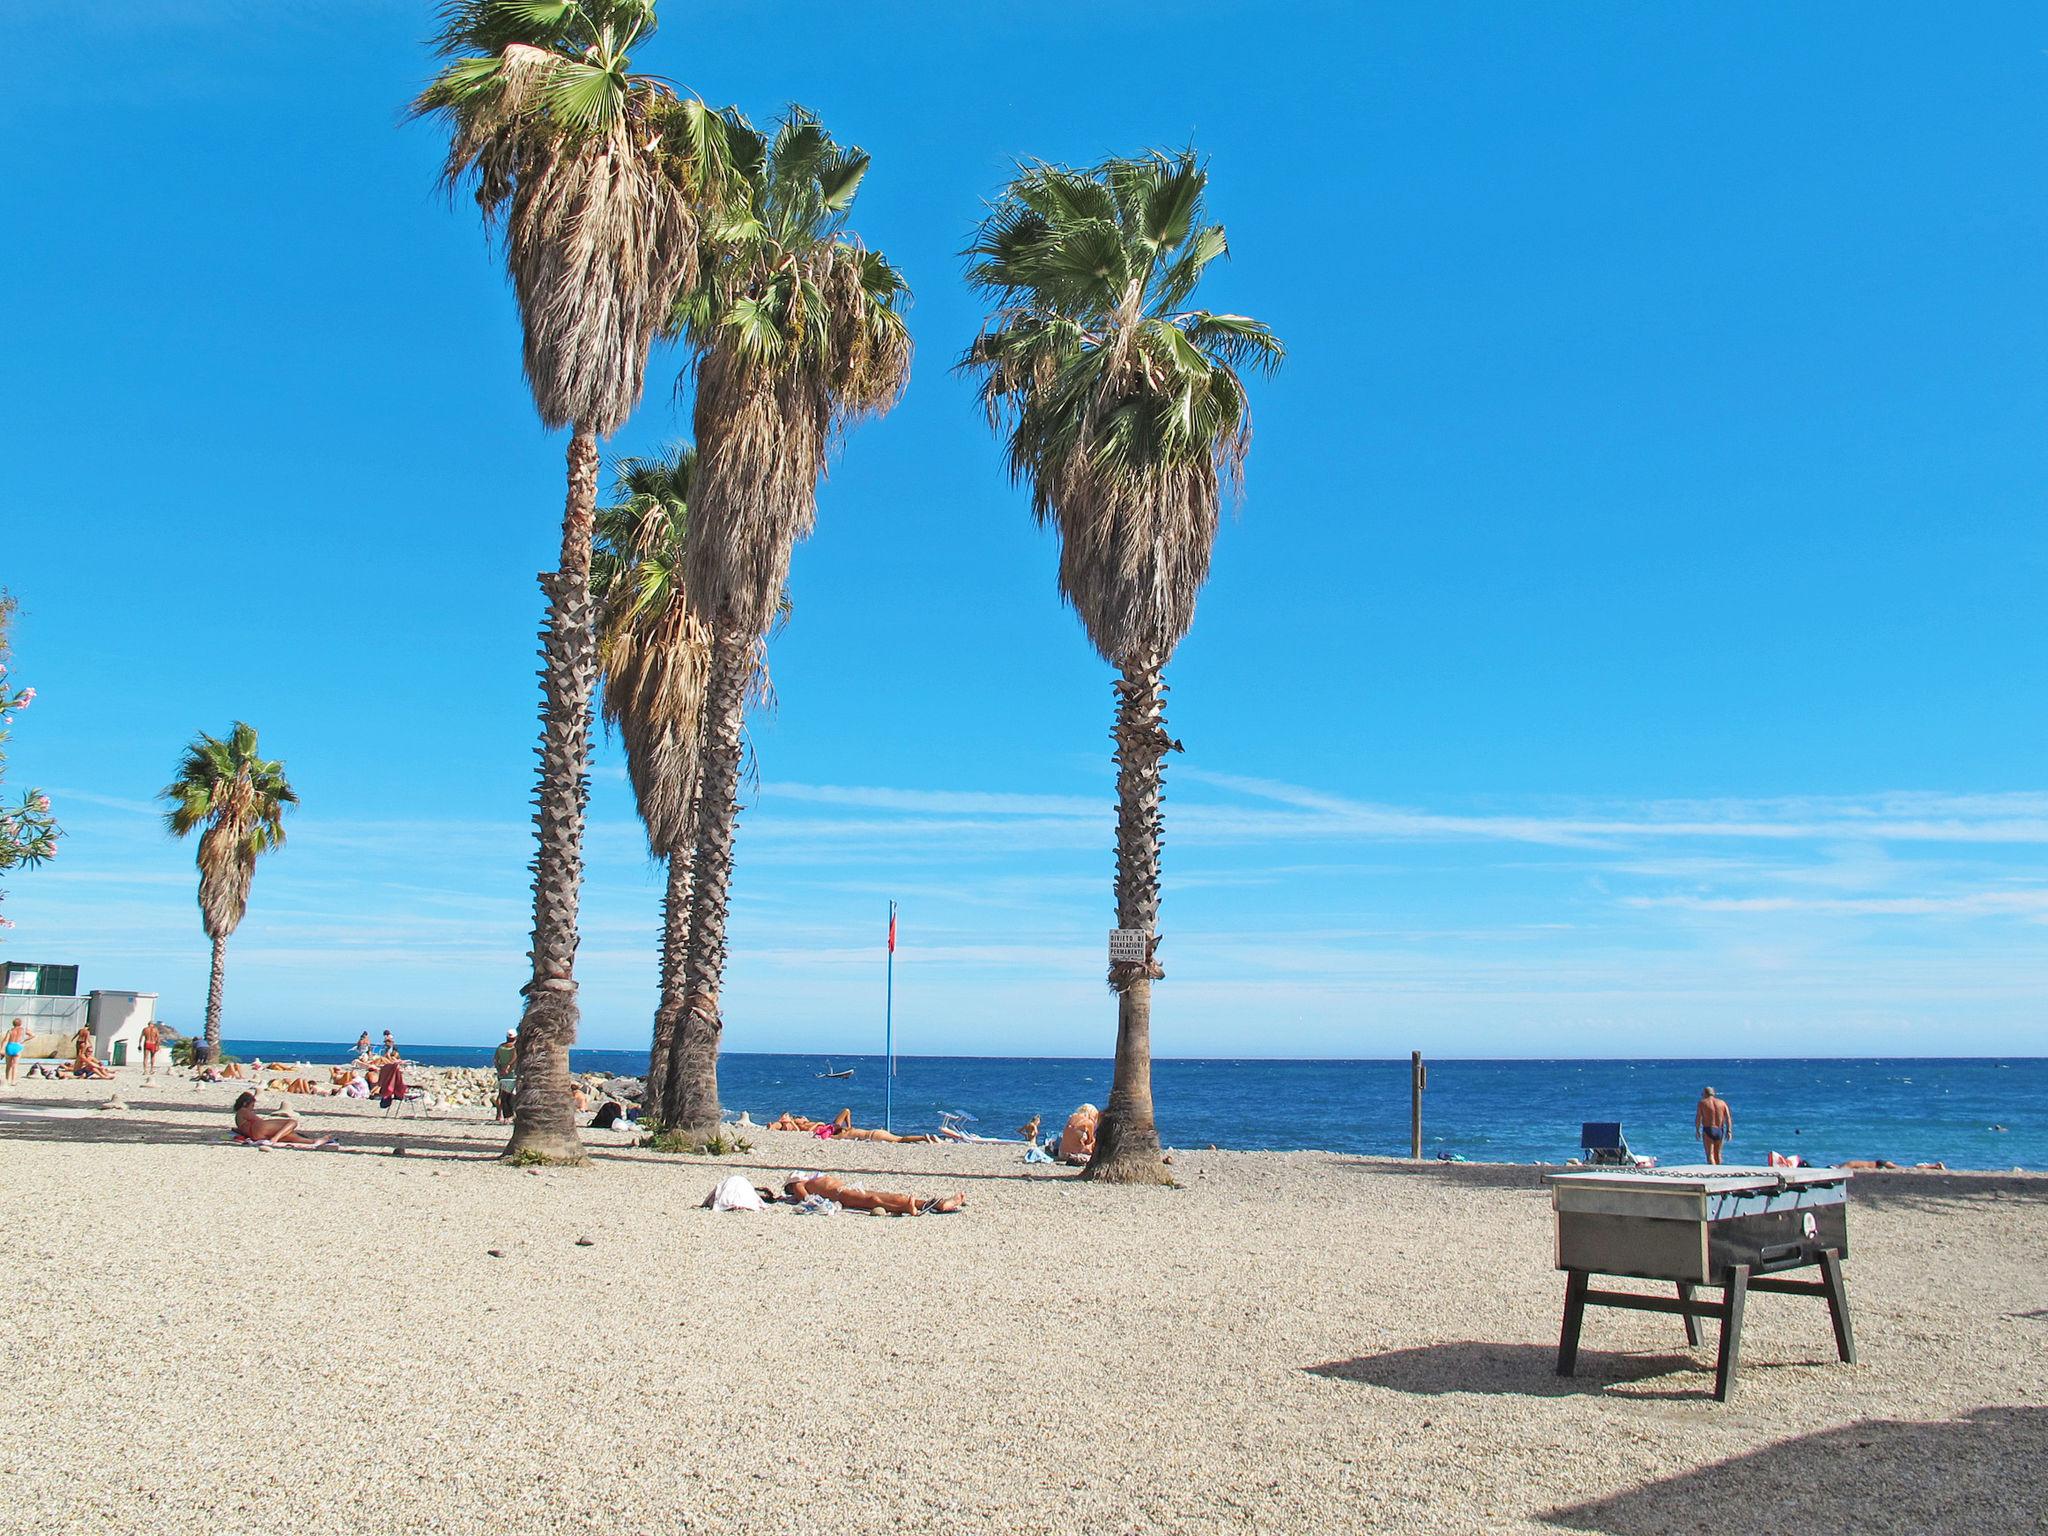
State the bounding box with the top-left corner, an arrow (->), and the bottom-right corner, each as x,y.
1557,1268 -> 1589,1376
1819,1248 -> 1856,1364
1714,1263 -> 1751,1402
1676,1282 -> 1701,1347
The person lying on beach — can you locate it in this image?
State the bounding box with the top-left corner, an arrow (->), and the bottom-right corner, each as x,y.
824,1108 -> 939,1144
783,1173 -> 964,1217
1059,1104 -> 1100,1166
768,1112 -> 826,1132
232,1092 -> 335,1148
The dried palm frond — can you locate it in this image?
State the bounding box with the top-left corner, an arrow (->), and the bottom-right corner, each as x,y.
414,2 -> 725,434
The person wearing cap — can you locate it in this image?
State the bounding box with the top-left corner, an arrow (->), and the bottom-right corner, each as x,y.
1695,1086 -> 1733,1165
493,1028 -> 518,1122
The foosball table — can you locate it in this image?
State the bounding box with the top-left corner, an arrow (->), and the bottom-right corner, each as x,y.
1547,1165 -> 1856,1402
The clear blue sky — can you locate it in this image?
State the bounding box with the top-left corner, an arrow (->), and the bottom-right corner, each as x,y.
5,2 -> 2045,1057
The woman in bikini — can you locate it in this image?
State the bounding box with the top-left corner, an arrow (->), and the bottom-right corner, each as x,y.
232,1091 -> 335,1148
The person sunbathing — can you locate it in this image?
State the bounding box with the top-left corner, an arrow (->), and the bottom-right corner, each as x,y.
232,1092 -> 335,1148
768,1112 -> 825,1132
1059,1103 -> 1100,1166
784,1173 -> 964,1216
825,1107 -> 939,1143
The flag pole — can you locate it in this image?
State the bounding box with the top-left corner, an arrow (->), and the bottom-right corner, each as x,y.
884,900 -> 897,1133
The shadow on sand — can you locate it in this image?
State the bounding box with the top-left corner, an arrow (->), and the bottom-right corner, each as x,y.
1543,1406 -> 2048,1535
1305,1341 -> 1746,1403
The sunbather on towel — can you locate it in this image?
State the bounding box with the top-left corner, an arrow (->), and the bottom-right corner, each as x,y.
769,1113 -> 825,1132
824,1108 -> 939,1144
783,1173 -> 963,1216
232,1092 -> 334,1148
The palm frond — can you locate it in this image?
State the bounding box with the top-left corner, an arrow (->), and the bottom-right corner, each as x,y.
958,149 -> 1281,666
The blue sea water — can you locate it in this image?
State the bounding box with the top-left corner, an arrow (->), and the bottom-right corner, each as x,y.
224,1043 -> 2043,1172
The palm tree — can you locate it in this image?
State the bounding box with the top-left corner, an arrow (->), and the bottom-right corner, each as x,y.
962,151 -> 1283,1183
414,0 -> 725,1162
160,723 -> 297,1066
662,106 -> 912,1139
591,446 -> 710,1126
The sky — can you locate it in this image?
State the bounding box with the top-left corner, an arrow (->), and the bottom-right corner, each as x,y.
3,2 -> 2045,1059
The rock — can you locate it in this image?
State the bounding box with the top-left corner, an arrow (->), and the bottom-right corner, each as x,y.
574,1236 -> 595,1247
486,1249 -> 504,1258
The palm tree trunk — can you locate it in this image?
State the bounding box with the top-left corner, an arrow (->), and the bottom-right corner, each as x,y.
1086,658 -> 1175,1185
202,932 -> 228,1066
642,843 -> 694,1127
506,426 -> 601,1164
667,624 -> 750,1140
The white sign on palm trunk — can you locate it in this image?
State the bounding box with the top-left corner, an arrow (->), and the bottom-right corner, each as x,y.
1108,929 -> 1149,964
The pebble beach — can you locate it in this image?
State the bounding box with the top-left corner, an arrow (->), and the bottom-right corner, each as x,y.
2,1069 -> 2044,1535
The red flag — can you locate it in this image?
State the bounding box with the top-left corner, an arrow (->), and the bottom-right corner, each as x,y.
887,906 -> 897,953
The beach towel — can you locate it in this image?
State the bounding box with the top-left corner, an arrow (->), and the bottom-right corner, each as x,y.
705,1175 -> 767,1212
1023,1143 -> 1053,1164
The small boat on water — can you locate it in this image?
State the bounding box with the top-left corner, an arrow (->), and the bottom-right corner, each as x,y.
817,1061 -> 855,1079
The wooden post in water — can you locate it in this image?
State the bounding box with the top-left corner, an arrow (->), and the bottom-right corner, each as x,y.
1411,1051 -> 1425,1159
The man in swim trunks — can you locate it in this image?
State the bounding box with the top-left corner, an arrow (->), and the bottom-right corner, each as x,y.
1696,1086 -> 1732,1165
3,1018 -> 29,1084
140,1020 -> 162,1076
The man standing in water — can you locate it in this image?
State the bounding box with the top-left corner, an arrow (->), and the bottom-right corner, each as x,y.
1696,1086 -> 1733,1165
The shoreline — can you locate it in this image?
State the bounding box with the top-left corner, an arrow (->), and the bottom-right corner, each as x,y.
166,1051 -> 2047,1174
2,1061 -> 2036,1175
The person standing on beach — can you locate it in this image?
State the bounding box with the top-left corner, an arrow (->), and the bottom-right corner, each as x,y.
140,1019 -> 162,1077
3,1018 -> 29,1084
381,1030 -> 398,1059
493,1029 -> 518,1123
1696,1087 -> 1733,1165
354,1031 -> 372,1059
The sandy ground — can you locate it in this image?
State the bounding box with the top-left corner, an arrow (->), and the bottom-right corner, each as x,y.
1,1070 -> 2043,1536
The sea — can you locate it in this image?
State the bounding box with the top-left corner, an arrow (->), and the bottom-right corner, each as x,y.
222,1044 -> 2044,1172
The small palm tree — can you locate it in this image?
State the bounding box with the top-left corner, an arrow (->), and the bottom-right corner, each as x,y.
662,106 -> 912,1139
415,0 -> 726,1162
160,723 -> 297,1066
962,151 -> 1282,1182
592,445 -> 710,1126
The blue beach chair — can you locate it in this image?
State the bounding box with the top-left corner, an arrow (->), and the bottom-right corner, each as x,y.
1580,1122 -> 1633,1166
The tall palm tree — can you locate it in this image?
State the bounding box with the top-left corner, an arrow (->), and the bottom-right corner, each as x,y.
591,445 -> 710,1126
414,0 -> 724,1162
160,723 -> 297,1066
962,151 -> 1283,1183
662,106 -> 912,1139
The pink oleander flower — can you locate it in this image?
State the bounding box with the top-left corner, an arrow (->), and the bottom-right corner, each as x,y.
16,688 -> 31,707
34,796 -> 50,812
0,916 -> 13,928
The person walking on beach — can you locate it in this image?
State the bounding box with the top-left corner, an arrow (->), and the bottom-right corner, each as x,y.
493,1029 -> 518,1123
1696,1086 -> 1733,1165
140,1020 -> 162,1076
3,1018 -> 30,1084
